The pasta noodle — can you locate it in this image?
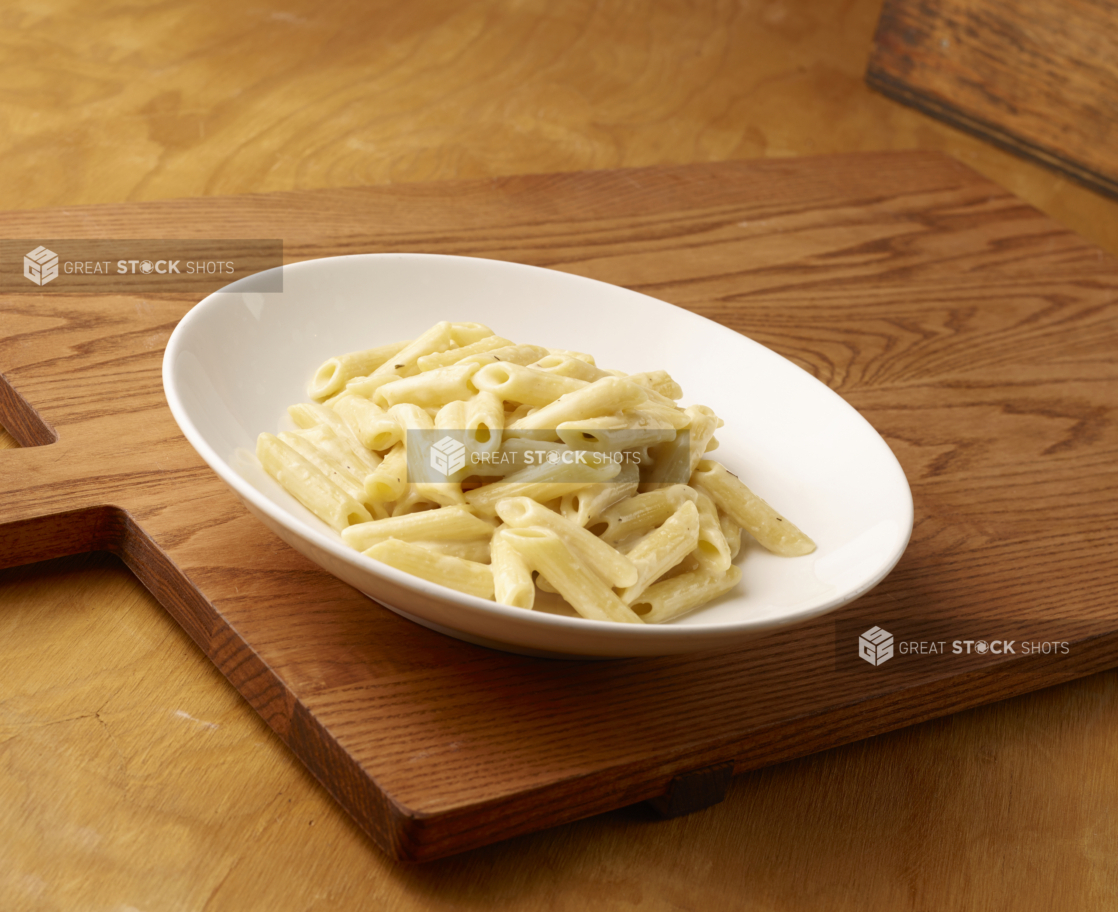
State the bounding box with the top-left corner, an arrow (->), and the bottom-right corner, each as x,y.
258,321 -> 815,625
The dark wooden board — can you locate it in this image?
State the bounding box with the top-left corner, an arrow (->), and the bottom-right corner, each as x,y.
1,152 -> 1117,861
867,0 -> 1118,198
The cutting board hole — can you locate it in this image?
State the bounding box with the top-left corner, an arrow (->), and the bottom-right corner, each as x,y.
0,373 -> 58,447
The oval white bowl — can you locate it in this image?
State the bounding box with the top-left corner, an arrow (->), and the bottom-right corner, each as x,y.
162,253 -> 913,657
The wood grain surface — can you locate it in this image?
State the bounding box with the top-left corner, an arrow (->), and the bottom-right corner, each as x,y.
2,0 -> 1118,907
868,0 -> 1118,197
1,152 -> 1117,867
6,554 -> 1117,912
1,0 -> 1116,261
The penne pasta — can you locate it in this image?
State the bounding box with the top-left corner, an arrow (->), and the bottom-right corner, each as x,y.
556,413 -> 676,451
495,496 -> 638,588
330,394 -> 404,452
458,343 -> 551,370
262,321 -> 815,626
508,377 -> 648,432
408,538 -> 492,563
630,565 -> 743,624
368,321 -> 458,379
466,479 -> 613,518
416,335 -> 512,372
626,401 -> 691,431
387,402 -> 435,431
434,398 -> 468,431
617,500 -> 701,604
448,322 -> 494,347
500,528 -> 644,624
626,369 -> 683,401
546,349 -> 595,364
473,361 -> 588,406
373,362 -> 481,410
490,528 -> 535,609
560,471 -> 639,527
257,433 -> 372,531
464,391 -> 504,461
692,488 -> 733,573
364,442 -> 409,504
691,460 -> 815,557
342,503 -> 494,551
686,405 -> 722,475
594,484 -> 697,544
390,486 -> 443,517
364,538 -> 494,600
277,431 -> 368,507
530,354 -> 613,382
720,511 -> 743,560
307,340 -> 410,400
294,423 -> 381,477
288,401 -> 351,437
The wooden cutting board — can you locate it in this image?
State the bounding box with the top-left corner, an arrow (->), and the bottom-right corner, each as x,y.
1,152 -> 1116,862
867,0 -> 1118,197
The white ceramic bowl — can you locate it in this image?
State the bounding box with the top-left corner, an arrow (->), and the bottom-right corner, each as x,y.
162,253 -> 913,657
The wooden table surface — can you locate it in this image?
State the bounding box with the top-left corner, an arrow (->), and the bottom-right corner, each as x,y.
1,1 -> 1116,909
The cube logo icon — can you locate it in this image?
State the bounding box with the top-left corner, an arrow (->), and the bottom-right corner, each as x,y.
24,246 -> 59,286
430,435 -> 466,476
859,626 -> 894,666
